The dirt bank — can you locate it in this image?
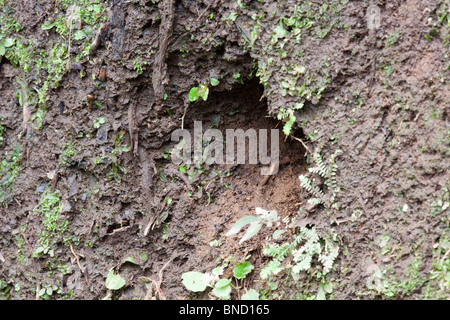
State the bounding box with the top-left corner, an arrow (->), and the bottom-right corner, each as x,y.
0,0 -> 448,300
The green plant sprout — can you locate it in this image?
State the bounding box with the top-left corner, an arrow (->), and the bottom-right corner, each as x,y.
189,83 -> 209,102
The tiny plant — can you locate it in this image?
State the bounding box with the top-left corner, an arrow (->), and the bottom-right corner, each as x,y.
299,149 -> 343,206
225,207 -> 279,243
261,226 -> 339,280
0,37 -> 14,56
182,260 -> 255,300
210,78 -> 220,86
189,83 -> 209,102
93,117 -> 105,129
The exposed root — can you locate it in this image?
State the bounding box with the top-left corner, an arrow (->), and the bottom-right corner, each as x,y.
139,257 -> 174,300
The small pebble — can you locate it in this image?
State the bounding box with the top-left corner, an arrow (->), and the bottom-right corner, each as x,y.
36,183 -> 46,193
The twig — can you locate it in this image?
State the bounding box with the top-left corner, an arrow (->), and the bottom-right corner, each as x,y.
260,161 -> 279,187
14,197 -> 22,207
67,16 -> 73,69
70,243 -> 90,286
51,169 -> 60,191
88,217 -> 96,235
157,257 -> 174,289
142,277 -> 160,300
144,189 -> 172,236
107,225 -> 131,235
180,103 -> 189,130
19,229 -> 30,246
291,135 -> 312,154
69,243 -> 84,273
36,8 -> 50,24
259,158 -> 290,187
58,199 -> 67,215
195,0 -> 216,22
0,252 -> 5,263
140,257 -> 174,300
39,154 -> 50,172
367,53 -> 377,97
442,249 -> 450,263
36,283 -> 40,300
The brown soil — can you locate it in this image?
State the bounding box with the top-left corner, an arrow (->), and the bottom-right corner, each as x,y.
0,0 -> 449,300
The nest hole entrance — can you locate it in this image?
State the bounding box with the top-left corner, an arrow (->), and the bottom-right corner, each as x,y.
181,78 -> 307,218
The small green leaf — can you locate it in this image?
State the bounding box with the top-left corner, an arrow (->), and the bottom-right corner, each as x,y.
3,38 -> 14,48
378,234 -> 390,248
280,81 -> 290,89
429,28 -> 440,37
210,78 -> 220,86
273,230 -> 285,239
181,272 -> 208,292
216,278 -> 231,288
93,117 -> 105,129
212,266 -> 224,277
317,282 -> 333,300
316,284 -> 326,300
282,114 -> 296,136
199,83 -> 209,101
260,260 -> 282,280
41,22 -> 56,30
324,282 -> 333,293
123,256 -> 138,264
38,288 -> 46,297
241,289 -> 259,300
292,255 -> 312,273
94,101 -> 103,108
233,261 -> 254,279
105,268 -> 126,290
46,287 -> 53,296
240,221 -> 263,243
0,45 -> 5,56
274,21 -> 289,38
225,216 -> 262,236
213,278 -> 232,300
188,87 -> 200,102
73,30 -> 86,41
229,12 -> 238,22
293,65 -> 306,74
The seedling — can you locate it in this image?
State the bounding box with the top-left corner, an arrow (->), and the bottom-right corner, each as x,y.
93,117 -> 105,129
210,78 -> 220,86
105,267 -> 126,290
188,83 -> 209,102
182,261 -> 255,300
0,37 -> 13,56
233,261 -> 254,280
232,72 -> 243,84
